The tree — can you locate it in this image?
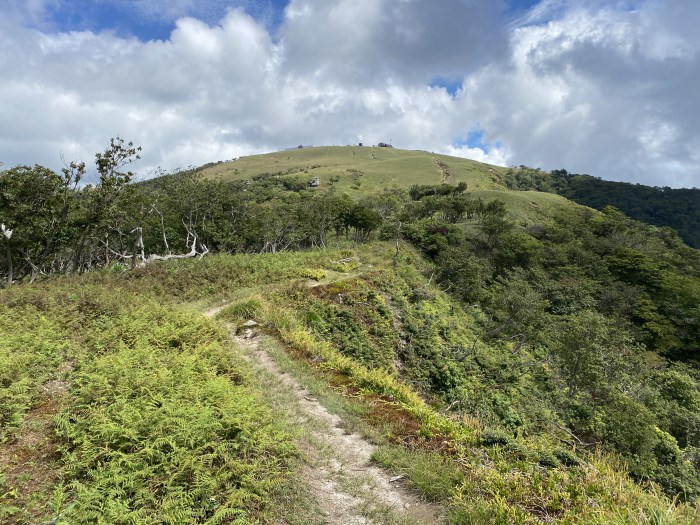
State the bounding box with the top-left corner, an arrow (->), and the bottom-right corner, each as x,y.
491,231 -> 542,274
362,190 -> 409,256
71,137 -> 141,271
341,204 -> 382,243
486,271 -> 550,353
550,310 -> 638,399
0,164 -> 77,283
435,245 -> 489,303
307,192 -> 353,247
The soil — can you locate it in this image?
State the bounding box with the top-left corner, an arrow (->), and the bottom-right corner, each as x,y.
0,388 -> 67,523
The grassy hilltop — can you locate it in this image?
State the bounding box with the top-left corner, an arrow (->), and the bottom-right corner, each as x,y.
201,146 -> 700,238
200,146 -> 504,193
199,146 -> 581,223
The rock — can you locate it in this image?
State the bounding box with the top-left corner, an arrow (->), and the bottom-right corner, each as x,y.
242,320 -> 258,327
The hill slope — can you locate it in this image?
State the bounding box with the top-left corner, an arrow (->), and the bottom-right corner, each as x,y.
2,245 -> 698,524
2,143 -> 699,524
200,146 -> 504,193
500,167 -> 700,248
198,146 -> 584,224
200,146 -> 699,244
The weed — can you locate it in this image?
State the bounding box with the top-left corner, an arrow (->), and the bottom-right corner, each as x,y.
371,445 -> 464,501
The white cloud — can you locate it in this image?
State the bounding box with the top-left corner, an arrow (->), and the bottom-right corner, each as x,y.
0,0 -> 698,188
4,0 -> 60,26
279,0 -> 507,85
446,144 -> 511,168
456,0 -> 700,187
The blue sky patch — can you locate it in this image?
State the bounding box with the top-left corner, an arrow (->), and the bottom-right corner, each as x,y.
45,0 -> 171,41
429,77 -> 463,97
37,1 -> 546,42
507,0 -> 542,12
454,129 -> 490,153
40,0 -> 288,41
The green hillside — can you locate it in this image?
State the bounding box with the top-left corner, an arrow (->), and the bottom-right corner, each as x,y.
199,146 -> 583,223
200,146 -> 503,193
2,141 -> 700,524
2,244 -> 698,524
200,147 -> 698,244
501,167 -> 700,248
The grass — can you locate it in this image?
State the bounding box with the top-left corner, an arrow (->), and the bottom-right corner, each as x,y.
0,284 -> 301,524
371,446 -> 465,502
197,146 -> 592,230
469,188 -> 587,224
199,146 -> 506,195
0,302 -> 73,442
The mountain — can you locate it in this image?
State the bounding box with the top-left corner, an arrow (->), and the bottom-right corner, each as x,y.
199,146 -> 502,192
198,146 -> 585,223
200,147 -> 700,247
1,144 -> 699,524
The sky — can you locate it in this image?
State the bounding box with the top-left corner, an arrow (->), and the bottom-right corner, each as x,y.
1,0 -> 698,188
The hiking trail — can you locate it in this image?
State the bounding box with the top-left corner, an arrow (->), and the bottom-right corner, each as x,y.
204,307 -> 444,524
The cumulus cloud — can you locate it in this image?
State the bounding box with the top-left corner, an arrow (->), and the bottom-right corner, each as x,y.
458,0 -> 700,187
0,0 -> 698,188
279,0 -> 508,85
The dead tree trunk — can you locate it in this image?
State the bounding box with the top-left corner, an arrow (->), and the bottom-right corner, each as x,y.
1,224 -> 13,286
131,226 -> 145,268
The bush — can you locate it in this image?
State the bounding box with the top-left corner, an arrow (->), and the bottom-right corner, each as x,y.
218,297 -> 264,322
481,427 -> 512,446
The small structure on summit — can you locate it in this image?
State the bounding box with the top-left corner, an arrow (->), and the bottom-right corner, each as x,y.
378,142 -> 393,148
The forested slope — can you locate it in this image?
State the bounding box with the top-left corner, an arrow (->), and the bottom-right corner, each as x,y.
501,167 -> 700,248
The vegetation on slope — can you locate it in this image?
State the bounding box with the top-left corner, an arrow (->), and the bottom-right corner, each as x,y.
500,166 -> 700,248
197,146 -> 504,196
0,282 -> 296,524
200,148 -> 700,248
2,142 -> 699,523
209,244 -> 700,523
1,242 -> 699,523
394,192 -> 700,500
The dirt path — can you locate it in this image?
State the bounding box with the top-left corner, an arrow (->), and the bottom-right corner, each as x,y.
205,309 -> 443,524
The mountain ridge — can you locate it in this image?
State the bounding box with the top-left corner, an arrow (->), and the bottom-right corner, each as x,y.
197,146 -> 699,246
